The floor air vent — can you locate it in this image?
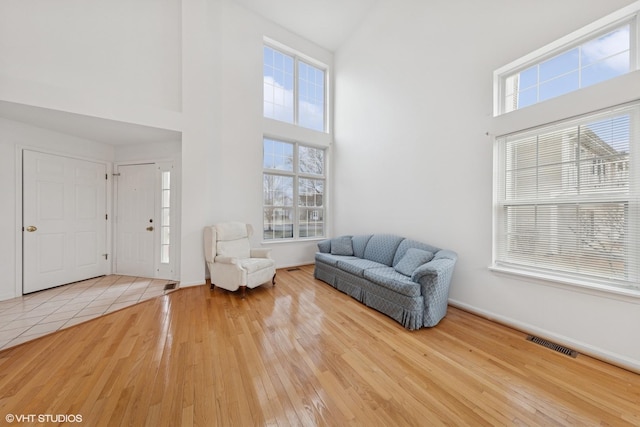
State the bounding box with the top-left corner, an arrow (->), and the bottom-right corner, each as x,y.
527,335 -> 578,358
164,283 -> 177,291
286,267 -> 301,272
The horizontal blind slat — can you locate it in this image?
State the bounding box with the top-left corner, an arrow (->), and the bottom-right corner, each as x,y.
495,102 -> 640,290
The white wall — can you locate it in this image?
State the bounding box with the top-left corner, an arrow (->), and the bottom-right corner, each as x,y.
0,0 -> 184,295
0,0 -> 329,297
334,0 -> 640,372
0,0 -> 182,127
219,1 -> 333,268
179,0 -> 334,288
114,141 -> 182,164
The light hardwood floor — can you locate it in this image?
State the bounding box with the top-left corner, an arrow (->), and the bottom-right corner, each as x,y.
0,265 -> 638,426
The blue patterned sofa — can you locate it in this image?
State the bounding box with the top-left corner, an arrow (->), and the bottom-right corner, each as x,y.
314,234 -> 457,329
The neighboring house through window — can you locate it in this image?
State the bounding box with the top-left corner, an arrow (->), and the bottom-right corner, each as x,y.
263,138 -> 325,240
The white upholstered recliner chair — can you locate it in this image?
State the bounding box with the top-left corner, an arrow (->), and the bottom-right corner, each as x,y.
204,222 -> 276,298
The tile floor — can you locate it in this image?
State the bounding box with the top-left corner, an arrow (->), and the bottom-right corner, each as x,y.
0,275 -> 179,351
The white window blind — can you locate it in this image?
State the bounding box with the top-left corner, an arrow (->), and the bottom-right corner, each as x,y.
494,102 -> 640,290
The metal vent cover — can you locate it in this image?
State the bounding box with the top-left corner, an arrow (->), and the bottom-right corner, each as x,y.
527,335 -> 578,358
164,283 -> 177,291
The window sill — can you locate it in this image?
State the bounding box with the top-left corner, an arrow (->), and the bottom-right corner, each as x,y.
489,265 -> 640,304
261,237 -> 326,246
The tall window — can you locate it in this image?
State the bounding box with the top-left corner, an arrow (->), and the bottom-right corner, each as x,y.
492,3 -> 640,294
263,138 -> 325,240
263,45 -> 326,132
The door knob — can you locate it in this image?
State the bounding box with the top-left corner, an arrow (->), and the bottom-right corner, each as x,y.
146,226 -> 154,231
25,226 -> 37,232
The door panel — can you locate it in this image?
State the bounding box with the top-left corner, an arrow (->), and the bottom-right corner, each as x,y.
23,150 -> 107,293
115,164 -> 156,277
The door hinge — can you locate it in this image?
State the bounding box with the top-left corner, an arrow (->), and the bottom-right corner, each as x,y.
105,213 -> 108,220
105,173 -> 108,180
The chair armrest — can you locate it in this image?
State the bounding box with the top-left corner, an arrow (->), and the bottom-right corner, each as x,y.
250,248 -> 272,258
204,226 -> 217,263
214,256 -> 240,265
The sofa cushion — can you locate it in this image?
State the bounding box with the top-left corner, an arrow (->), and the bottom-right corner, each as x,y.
317,239 -> 331,253
336,258 -> 386,277
394,248 -> 435,276
363,234 -> 405,266
315,252 -> 357,266
351,235 -> 373,258
331,236 -> 354,255
363,267 -> 421,297
392,239 -> 441,266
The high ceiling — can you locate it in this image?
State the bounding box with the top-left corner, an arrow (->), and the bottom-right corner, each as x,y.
0,101 -> 181,146
1,0 -> 378,146
232,0 -> 379,51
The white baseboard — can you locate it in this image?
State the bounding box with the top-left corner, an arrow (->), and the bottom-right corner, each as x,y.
0,291 -> 17,302
178,280 -> 205,288
448,298 -> 640,375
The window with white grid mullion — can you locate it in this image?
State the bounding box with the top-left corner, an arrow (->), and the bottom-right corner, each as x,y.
263,138 -> 325,241
494,102 -> 640,290
263,44 -> 326,132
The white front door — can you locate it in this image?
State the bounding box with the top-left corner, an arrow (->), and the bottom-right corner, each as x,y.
115,163 -> 156,277
23,150 -> 108,294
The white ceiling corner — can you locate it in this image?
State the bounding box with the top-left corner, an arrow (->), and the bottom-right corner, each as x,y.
231,0 -> 379,51
0,101 -> 181,146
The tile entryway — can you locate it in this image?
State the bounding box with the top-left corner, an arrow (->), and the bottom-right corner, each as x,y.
0,275 -> 178,350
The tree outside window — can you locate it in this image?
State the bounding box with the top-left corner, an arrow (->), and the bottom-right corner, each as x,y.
263,138 -> 325,240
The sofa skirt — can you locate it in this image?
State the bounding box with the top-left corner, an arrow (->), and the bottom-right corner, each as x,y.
314,261 -> 424,330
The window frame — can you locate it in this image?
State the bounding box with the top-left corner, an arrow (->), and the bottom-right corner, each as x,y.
493,3 -> 640,117
263,41 -> 328,133
493,102 -> 640,293
491,2 -> 640,299
262,137 -> 326,242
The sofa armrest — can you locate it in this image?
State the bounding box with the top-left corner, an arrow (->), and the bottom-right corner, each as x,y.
412,257 -> 456,283
433,249 -> 458,262
412,255 -> 457,327
250,248 -> 272,258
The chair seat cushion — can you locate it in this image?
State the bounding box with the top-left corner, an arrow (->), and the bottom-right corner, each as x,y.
239,258 -> 275,274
